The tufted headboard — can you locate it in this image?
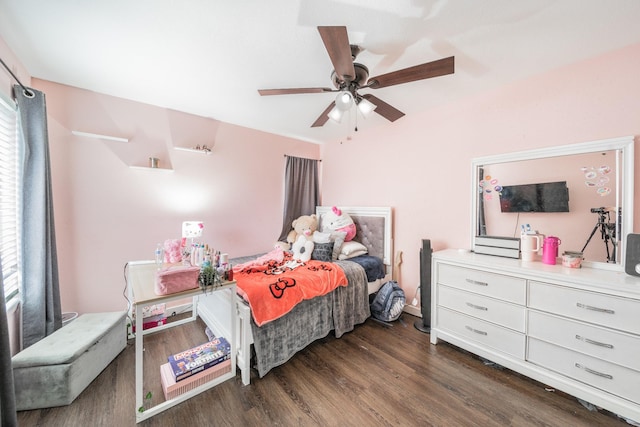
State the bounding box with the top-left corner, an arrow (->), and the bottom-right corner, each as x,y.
316,206 -> 393,280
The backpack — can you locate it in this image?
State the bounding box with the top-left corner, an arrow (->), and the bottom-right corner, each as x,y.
370,281 -> 405,322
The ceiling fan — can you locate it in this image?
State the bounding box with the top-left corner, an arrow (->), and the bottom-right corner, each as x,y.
258,26 -> 455,127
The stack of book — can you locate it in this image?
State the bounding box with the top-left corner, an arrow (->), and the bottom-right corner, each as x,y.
474,236 -> 520,259
132,313 -> 167,333
131,303 -> 167,334
160,337 -> 231,400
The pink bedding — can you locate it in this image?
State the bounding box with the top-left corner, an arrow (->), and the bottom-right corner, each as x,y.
233,249 -> 348,326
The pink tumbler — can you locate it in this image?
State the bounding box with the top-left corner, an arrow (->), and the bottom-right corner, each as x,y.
542,236 -> 561,265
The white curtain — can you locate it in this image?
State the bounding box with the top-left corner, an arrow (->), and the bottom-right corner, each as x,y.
0,259 -> 17,426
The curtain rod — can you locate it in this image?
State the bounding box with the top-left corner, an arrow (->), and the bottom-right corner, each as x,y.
0,56 -> 34,98
284,155 -> 321,162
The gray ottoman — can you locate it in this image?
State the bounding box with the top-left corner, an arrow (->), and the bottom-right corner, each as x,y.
12,311 -> 127,410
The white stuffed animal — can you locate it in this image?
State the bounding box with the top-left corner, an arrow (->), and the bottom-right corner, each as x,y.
291,234 -> 314,263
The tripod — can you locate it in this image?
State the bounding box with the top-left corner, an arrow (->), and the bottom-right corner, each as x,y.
581,208 -> 617,263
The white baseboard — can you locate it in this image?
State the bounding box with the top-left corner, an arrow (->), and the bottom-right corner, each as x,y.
167,302 -> 193,316
403,304 -> 422,318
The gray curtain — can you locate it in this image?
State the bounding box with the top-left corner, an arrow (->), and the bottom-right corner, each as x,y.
14,85 -> 62,349
1,258 -> 17,426
278,156 -> 320,242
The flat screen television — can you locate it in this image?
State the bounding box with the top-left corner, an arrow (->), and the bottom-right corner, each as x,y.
499,181 -> 570,213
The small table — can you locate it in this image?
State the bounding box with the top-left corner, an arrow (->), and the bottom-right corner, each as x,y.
127,261 -> 237,423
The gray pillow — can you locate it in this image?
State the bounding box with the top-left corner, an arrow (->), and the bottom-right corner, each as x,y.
330,231 -> 347,260
312,242 -> 334,262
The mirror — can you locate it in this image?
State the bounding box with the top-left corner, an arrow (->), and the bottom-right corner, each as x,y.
472,136 -> 634,270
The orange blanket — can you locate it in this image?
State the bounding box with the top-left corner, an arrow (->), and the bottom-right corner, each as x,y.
235,257 -> 348,326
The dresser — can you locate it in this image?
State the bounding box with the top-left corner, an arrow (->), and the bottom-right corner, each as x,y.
431,249 -> 640,423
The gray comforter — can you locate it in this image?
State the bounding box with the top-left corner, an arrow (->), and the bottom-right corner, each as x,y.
250,260 -> 370,377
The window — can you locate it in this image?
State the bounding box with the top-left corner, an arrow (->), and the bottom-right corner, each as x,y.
0,94 -> 20,303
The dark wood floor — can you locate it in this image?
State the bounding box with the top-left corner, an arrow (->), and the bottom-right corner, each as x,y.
17,313 -> 628,426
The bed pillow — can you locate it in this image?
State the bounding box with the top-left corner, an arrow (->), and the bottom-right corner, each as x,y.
311,241 -> 334,262
330,231 -> 347,260
312,231 -> 332,244
338,241 -> 368,260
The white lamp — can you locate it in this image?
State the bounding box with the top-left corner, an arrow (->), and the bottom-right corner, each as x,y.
357,97 -> 376,116
335,90 -> 354,111
328,106 -> 344,123
182,221 -> 204,243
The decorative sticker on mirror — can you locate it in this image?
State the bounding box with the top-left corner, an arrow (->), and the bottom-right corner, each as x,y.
581,166 -> 612,196
479,175 -> 502,201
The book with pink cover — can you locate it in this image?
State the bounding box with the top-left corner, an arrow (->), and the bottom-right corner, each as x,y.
160,360 -> 231,400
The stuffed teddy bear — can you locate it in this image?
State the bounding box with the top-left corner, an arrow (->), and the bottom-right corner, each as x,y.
286,214 -> 318,246
291,235 -> 314,263
321,206 -> 356,242
163,239 -> 182,263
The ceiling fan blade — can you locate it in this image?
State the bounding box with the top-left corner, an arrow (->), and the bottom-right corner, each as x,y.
368,56 -> 454,89
317,26 -> 355,82
362,94 -> 405,122
258,87 -> 334,96
311,102 -> 336,127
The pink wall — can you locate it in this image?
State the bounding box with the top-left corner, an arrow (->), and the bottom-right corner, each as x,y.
3,34 -> 640,316
321,42 -> 640,307
34,80 -> 320,314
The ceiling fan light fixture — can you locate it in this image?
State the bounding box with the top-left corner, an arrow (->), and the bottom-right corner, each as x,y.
356,97 -> 376,116
335,91 -> 353,111
328,105 -> 344,123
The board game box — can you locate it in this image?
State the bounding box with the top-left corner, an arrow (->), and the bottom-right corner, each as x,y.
167,337 -> 231,382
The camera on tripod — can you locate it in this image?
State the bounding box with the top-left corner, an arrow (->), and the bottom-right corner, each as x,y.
582,206 -> 618,263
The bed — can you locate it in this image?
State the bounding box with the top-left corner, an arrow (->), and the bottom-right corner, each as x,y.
196,206 -> 393,385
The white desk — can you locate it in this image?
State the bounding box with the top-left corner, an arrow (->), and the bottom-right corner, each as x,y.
127,261 -> 237,423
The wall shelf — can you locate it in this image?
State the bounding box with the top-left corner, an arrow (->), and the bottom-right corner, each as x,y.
174,147 -> 212,155
72,130 -> 129,143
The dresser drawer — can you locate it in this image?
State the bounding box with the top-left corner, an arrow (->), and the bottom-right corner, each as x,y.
438,285 -> 525,332
528,310 -> 640,371
437,307 -> 525,359
528,338 -> 640,404
437,264 -> 526,304
529,281 -> 640,334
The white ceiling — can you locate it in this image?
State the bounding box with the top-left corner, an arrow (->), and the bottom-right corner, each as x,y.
2,0 -> 640,144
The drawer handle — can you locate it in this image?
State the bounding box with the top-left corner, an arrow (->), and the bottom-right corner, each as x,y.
575,335 -> 614,349
576,302 -> 615,314
466,302 -> 488,311
465,325 -> 488,336
575,363 -> 613,380
465,279 -> 488,286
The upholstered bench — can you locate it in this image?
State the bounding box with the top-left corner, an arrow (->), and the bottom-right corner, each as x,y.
12,311 -> 127,411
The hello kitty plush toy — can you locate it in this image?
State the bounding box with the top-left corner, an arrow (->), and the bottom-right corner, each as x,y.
321,206 -> 356,242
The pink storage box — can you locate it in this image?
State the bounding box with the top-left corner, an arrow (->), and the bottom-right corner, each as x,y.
160,360 -> 231,400
154,265 -> 200,295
